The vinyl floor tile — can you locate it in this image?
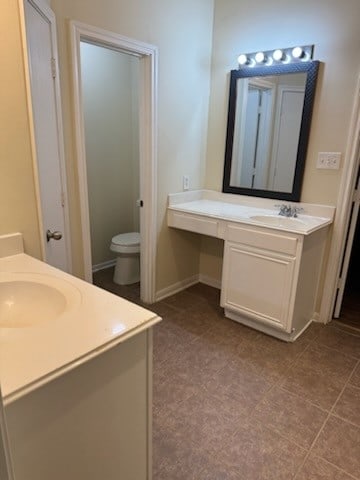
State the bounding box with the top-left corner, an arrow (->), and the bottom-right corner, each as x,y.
158,391 -> 244,456
315,325 -> 360,359
349,362 -> 360,388
202,360 -> 272,415
252,387 -> 328,448
312,415 -> 360,479
281,364 -> 348,410
217,417 -> 307,480
333,384 -> 360,427
295,455 -> 355,480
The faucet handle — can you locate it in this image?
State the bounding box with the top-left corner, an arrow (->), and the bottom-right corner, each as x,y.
275,203 -> 291,216
292,207 -> 304,218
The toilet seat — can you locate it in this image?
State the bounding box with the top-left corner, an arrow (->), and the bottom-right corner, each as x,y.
110,232 -> 140,254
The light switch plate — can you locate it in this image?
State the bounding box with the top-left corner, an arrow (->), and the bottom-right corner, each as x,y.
317,152 -> 341,169
183,175 -> 190,191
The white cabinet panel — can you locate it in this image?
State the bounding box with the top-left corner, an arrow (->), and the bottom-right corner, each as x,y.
222,242 -> 296,331
168,211 -> 219,237
227,224 -> 298,255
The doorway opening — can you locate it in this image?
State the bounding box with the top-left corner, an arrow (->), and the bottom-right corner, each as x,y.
333,163 -> 360,331
70,22 -> 158,304
337,213 -> 360,330
79,41 -> 141,302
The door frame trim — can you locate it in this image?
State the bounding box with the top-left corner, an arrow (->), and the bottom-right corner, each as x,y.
319,74 -> 360,322
69,21 -> 158,303
18,0 -> 73,272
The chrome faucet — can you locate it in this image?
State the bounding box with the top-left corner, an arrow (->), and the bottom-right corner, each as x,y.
275,204 -> 304,218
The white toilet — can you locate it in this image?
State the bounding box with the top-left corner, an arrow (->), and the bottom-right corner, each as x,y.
110,232 -> 140,285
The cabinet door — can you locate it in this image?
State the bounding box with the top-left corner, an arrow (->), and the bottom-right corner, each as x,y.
221,242 -> 296,332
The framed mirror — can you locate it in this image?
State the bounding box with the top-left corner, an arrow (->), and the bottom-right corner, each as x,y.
222,61 -> 319,201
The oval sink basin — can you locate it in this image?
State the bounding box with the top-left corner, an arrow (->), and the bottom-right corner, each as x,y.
250,215 -> 306,229
0,273 -> 81,328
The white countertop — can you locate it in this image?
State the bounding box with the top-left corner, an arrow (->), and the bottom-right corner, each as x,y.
0,244 -> 160,404
168,190 -> 335,235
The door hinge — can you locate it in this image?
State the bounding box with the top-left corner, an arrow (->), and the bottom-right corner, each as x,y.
61,192 -> 65,207
51,57 -> 56,78
136,199 -> 144,207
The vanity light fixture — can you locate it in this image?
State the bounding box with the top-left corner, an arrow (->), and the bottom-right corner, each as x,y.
237,44 -> 314,68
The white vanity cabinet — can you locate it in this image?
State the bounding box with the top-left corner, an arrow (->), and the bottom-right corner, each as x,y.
167,190 -> 335,341
221,225 -> 298,334
220,224 -> 327,340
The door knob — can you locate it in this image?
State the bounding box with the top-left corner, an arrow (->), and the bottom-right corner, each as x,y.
46,230 -> 62,242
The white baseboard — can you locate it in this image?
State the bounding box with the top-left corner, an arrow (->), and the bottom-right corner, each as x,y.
199,274 -> 221,290
155,275 -> 199,302
92,259 -> 116,273
155,274 -> 221,302
312,312 -> 323,323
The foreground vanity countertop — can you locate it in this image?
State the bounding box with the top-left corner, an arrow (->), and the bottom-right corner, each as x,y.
0,247 -> 161,404
168,190 -> 335,236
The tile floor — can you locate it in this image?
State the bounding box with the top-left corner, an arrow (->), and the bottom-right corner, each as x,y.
337,289 -> 360,332
93,269 -> 360,480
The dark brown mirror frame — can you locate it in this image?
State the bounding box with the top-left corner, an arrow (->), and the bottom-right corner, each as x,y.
222,60 -> 320,202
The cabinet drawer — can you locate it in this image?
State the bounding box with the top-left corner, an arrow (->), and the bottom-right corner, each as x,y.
227,224 -> 298,256
168,211 -> 218,237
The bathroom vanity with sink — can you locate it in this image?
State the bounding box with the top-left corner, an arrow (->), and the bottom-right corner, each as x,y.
168,190 -> 335,341
0,233 -> 160,480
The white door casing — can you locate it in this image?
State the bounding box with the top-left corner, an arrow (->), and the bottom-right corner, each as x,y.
333,159 -> 360,317
20,0 -> 72,272
70,22 -> 158,303
319,75 -> 360,323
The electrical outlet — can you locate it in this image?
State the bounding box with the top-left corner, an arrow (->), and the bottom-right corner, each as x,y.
317,152 -> 341,170
183,175 -> 190,191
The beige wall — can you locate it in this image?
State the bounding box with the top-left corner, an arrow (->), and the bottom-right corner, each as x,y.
200,0 -> 360,284
50,0 -> 214,290
81,43 -> 140,267
3,0 -> 359,302
0,1 -> 41,257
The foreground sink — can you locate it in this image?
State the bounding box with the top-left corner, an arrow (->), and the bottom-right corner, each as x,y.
0,273 -> 81,328
250,214 -> 307,229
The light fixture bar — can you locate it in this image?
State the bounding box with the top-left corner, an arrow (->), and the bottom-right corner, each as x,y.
237,45 -> 314,68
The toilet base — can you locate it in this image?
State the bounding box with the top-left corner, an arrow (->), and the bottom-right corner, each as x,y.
113,254 -> 140,285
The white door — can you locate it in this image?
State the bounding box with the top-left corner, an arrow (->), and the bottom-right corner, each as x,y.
24,0 -> 71,272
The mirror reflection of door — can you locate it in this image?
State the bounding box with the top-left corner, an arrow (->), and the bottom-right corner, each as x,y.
269,86 -> 305,191
230,73 -> 307,193
231,79 -> 274,189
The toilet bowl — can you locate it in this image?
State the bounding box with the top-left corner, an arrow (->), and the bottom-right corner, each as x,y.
110,232 -> 140,285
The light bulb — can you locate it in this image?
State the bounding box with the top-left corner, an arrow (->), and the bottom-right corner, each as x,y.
273,49 -> 284,61
273,49 -> 283,61
255,52 -> 265,63
238,54 -> 248,65
292,46 -> 303,59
